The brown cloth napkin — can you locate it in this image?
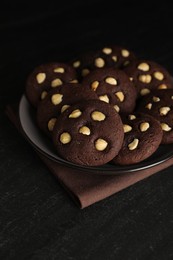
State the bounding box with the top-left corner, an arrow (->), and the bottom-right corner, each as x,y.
5,104 -> 173,209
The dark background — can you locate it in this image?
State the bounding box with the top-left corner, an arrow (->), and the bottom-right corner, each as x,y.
1,2 -> 173,259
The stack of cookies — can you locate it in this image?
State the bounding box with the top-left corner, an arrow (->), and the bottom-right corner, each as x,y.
25,45 -> 173,166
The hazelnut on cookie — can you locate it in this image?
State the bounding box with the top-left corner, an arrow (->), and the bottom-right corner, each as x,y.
52,99 -> 124,166
124,59 -> 173,98
25,62 -> 78,107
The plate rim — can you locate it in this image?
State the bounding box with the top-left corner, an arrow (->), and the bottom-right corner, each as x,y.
18,94 -> 173,176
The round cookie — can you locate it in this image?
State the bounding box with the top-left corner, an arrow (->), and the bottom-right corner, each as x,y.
124,59 -> 173,98
36,83 -> 99,137
112,112 -> 163,165
25,62 -> 78,108
136,89 -> 173,144
52,99 -> 124,166
81,67 -> 137,114
69,45 -> 137,81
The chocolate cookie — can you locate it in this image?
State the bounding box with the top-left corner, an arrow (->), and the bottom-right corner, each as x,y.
124,59 -> 173,97
25,62 -> 78,108
36,83 -> 98,137
52,99 -> 124,166
112,113 -> 163,165
70,45 -> 137,80
81,67 -> 137,114
136,89 -> 173,144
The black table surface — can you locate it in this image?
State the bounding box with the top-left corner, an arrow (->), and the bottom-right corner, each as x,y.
1,3 -> 173,260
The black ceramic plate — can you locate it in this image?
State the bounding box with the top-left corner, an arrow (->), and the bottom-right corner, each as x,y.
19,95 -> 173,175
